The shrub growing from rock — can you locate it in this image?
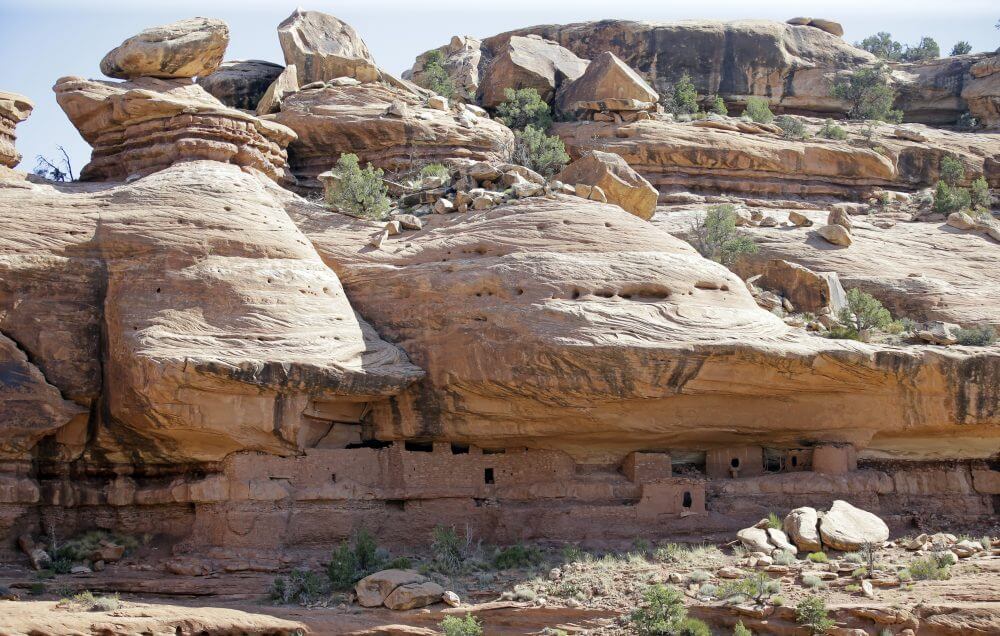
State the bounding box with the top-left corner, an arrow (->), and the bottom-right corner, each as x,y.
950,41 -> 972,55
326,153 -> 391,220
496,87 -> 552,131
796,595 -> 836,634
807,551 -> 829,564
710,96 -> 727,115
691,204 -> 758,267
970,177 -> 991,213
662,73 -> 699,116
775,115 -> 806,139
818,119 -> 848,140
512,125 -> 569,177
733,621 -> 753,636
954,325 -> 997,346
857,32 -> 904,61
909,553 -> 952,580
270,569 -> 327,604
418,162 -> 450,181
902,37 -> 940,62
630,584 -> 710,635
837,289 -> 894,340
492,543 -> 543,570
327,529 -> 385,590
744,97 -> 773,124
440,614 -> 483,636
718,573 -> 781,605
832,66 -> 903,122
417,50 -> 455,98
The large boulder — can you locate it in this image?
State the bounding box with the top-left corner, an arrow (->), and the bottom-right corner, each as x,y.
755,259 -> 845,314
355,569 -> 426,607
405,36 -> 482,101
783,507 -> 821,552
556,150 -> 658,219
256,64 -> 299,116
277,9 -> 379,85
817,224 -> 852,247
819,500 -> 889,551
479,35 -> 589,108
53,76 -> 297,184
384,581 -> 447,610
737,526 -> 774,553
273,82 -> 513,187
99,17 -> 229,80
0,91 -> 32,168
557,51 -> 658,115
196,60 -> 284,110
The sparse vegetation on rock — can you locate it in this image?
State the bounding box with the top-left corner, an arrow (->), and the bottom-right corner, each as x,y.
744,97 -> 773,124
691,204 -> 758,266
512,125 -> 570,177
954,325 -> 997,346
325,153 -> 392,220
416,49 -> 455,97
630,584 -> 710,635
832,65 -> 902,122
775,114 -> 806,139
795,595 -> 836,634
662,72 -> 699,116
495,87 -> 552,131
818,119 -> 848,140
950,41 -> 972,55
270,569 -> 327,604
440,614 -> 483,636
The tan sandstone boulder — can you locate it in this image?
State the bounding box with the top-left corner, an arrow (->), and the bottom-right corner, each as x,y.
256,64 -> 299,116
755,259 -> 845,314
784,507 -> 821,552
819,500 -> 889,551
196,59 -> 283,111
737,526 -> 773,552
947,212 -> 977,230
100,17 -> 229,80
962,54 -> 1000,128
384,580 -> 447,610
556,150 -> 658,219
827,207 -> 854,232
479,35 -> 589,108
0,91 -> 32,168
277,9 -> 379,85
817,224 -> 852,247
557,51 -> 658,115
355,569 -> 426,607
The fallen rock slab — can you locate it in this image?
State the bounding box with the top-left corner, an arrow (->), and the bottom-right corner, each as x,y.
556,150 -> 657,219
819,500 -> 889,551
784,506 -> 822,552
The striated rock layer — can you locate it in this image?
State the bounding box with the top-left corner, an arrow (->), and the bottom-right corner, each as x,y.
274,82 -> 513,187
54,76 -> 297,184
0,91 -> 33,168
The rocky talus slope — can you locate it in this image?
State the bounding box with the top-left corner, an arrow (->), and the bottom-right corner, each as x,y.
0,9 -> 998,636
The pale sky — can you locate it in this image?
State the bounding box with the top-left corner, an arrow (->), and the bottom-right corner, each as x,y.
2,0 -> 998,176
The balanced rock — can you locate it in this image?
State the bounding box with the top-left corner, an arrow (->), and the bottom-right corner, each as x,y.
256,64 -> 299,116
100,17 -> 229,80
818,500 -> 889,551
784,507 -> 822,552
479,35 -> 589,108
817,224 -> 852,246
0,91 -> 33,168
808,19 -> 844,37
277,9 -> 379,85
197,59 -> 283,110
557,51 -> 658,114
556,151 -> 657,219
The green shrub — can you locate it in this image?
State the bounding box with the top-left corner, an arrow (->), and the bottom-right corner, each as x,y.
903,37 -> 940,62
711,96 -> 727,115
933,182 -> 972,214
327,529 -> 385,590
766,512 -> 782,529
70,591 -> 121,612
940,155 -> 965,186
744,97 -> 773,124
773,550 -> 796,566
492,544 -> 542,570
496,88 -> 552,131
951,41 -> 972,56
271,569 -> 327,604
838,288 -> 893,337
844,552 -> 864,564
417,49 -> 455,98
801,574 -> 825,589
970,177 -> 991,211
325,153 -> 391,220
29,582 -> 45,596
775,115 -> 806,139
675,618 -> 712,636
663,73 -> 699,115
832,65 -> 902,122
419,163 -> 450,182
717,573 -> 781,605
431,525 -> 467,574
818,119 -> 848,140
733,621 -> 753,636
698,582 -> 717,597
440,613 -> 483,636
796,595 -> 836,634
691,204 -> 758,267
909,554 -> 952,580
957,112 -> 979,130
512,125 -> 569,177
857,33 -> 904,61
629,584 -> 688,635
688,569 -> 711,583
807,552 -> 829,564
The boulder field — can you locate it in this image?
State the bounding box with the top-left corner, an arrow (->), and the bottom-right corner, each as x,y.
0,10 -> 998,634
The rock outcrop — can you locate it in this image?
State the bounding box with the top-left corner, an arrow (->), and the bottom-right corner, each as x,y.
555,150 -> 658,219
196,59 -> 284,110
404,35 -> 482,101
478,34 -> 589,108
273,82 -> 513,187
100,17 -> 229,80
0,91 -> 32,168
277,9 -> 379,85
54,76 -> 296,183
963,54 -> 1000,128
556,51 -> 659,115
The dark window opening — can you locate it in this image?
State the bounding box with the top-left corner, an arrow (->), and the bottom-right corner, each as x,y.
404,440 -> 434,452
450,443 -> 470,455
682,491 -> 693,508
730,457 -> 740,468
330,473 -> 337,482
791,456 -> 798,467
345,439 -> 392,450
385,499 -> 405,511
484,468 -> 495,484
483,448 -> 506,455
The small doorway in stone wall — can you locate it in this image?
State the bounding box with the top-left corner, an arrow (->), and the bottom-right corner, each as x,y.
484,468 -> 495,484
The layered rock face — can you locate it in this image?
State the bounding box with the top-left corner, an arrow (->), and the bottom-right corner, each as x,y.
196,59 -> 284,110
54,77 -> 296,183
100,17 -> 229,80
963,54 -> 1000,128
554,118 -> 1000,199
0,91 -> 32,168
273,82 -> 513,187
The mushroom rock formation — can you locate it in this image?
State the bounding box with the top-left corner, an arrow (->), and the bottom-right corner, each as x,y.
277,9 -> 380,85
479,20 -> 874,115
478,35 -> 589,108
196,59 -> 284,111
273,82 -> 514,188
54,76 -> 297,184
0,161 -> 423,464
288,195 -> 999,462
404,35 -> 483,101
552,119 -> 1000,198
99,17 -> 230,80
0,91 -> 32,168
963,54 -> 1000,128
556,51 -> 659,116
